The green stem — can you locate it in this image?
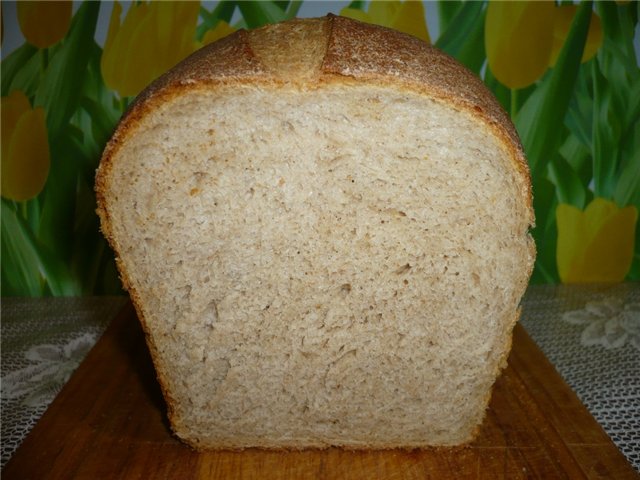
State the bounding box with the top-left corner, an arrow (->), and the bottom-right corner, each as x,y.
40,48 -> 49,73
510,88 -> 519,118
119,96 -> 130,112
26,197 -> 41,233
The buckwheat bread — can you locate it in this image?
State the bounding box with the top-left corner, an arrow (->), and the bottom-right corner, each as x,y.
96,15 -> 535,449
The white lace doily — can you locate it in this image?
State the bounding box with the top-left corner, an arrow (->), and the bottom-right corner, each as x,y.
520,283 -> 639,472
1,296 -> 126,468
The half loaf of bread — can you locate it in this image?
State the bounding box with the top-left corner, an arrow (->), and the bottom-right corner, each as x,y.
96,15 -> 535,449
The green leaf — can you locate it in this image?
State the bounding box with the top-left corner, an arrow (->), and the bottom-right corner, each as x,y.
70,175 -> 105,294
284,1 -> 303,19
37,136 -> 84,265
623,74 -> 640,132
80,97 -> 118,160
436,1 -> 463,35
1,201 -> 44,296
614,120 -> 640,207
547,151 -> 588,209
591,59 -> 619,198
1,199 -> 79,296
33,1 -> 100,139
596,1 -> 637,61
509,83 -> 537,119
3,48 -> 45,100
78,42 -> 121,161
565,62 -> 594,152
435,2 -> 486,73
25,197 -> 41,233
559,133 -> 592,188
515,1 -> 593,178
590,1 -> 640,207
1,43 -> 38,97
197,1 -> 237,40
530,178 -> 560,284
238,1 -> 290,28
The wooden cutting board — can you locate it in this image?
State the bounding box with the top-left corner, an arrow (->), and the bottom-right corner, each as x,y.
3,302 -> 637,479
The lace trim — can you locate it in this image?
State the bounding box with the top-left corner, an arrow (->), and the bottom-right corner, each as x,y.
1,333 -> 97,407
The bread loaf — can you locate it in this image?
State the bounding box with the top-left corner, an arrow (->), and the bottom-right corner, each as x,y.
96,15 -> 535,449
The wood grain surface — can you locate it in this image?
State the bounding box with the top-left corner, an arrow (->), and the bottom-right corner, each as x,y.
3,302 -> 637,479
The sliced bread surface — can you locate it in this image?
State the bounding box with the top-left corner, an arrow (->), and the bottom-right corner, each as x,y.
96,15 -> 535,449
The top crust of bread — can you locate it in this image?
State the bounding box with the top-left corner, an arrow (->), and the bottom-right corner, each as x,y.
97,15 -> 532,231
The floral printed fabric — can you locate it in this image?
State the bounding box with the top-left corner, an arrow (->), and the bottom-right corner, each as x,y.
0,297 -> 127,468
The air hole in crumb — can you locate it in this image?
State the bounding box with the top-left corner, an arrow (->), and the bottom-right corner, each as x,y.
203,300 -> 218,328
340,283 -> 352,293
395,263 -> 411,274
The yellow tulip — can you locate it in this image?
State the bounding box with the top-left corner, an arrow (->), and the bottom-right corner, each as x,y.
341,1 -> 430,43
1,91 -> 51,201
201,20 -> 236,46
549,5 -> 603,67
485,1 -> 555,89
17,1 -> 72,49
101,1 -> 200,98
556,198 -> 638,283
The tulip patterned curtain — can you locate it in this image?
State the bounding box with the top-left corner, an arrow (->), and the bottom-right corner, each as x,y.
1,1 -> 638,295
